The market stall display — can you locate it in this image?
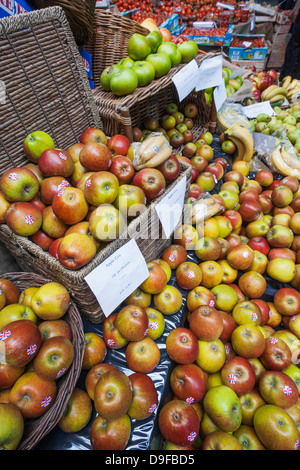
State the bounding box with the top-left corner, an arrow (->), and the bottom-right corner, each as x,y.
2,0 -> 300,455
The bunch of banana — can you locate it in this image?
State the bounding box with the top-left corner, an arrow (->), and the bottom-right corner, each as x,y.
135,133 -> 172,170
269,144 -> 300,177
281,76 -> 300,101
216,107 -> 251,132
260,85 -> 288,105
225,124 -> 254,162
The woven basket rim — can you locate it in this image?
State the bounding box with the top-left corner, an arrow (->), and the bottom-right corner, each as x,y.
0,271 -> 85,450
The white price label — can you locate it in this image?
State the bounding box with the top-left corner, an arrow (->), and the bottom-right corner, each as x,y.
196,54 -> 223,91
213,81 -> 227,111
84,239 -> 149,317
243,101 -> 276,118
172,60 -> 200,102
155,175 -> 187,239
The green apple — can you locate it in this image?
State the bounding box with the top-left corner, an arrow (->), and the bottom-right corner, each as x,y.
23,131 -> 55,164
100,64 -> 122,91
222,68 -> 231,85
127,33 -> 151,61
177,40 -> 198,63
228,78 -> 241,91
157,42 -> 182,66
146,30 -> 163,53
146,52 -> 172,78
226,85 -> 236,97
110,68 -> 139,96
118,57 -> 135,69
132,61 -> 156,87
203,384 -> 242,432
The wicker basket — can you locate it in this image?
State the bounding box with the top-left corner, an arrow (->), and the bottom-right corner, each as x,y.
0,7 -> 192,324
29,0 -> 97,45
92,51 -> 220,143
1,271 -> 85,450
89,9 -> 150,87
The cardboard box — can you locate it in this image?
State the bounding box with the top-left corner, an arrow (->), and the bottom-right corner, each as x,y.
159,13 -> 179,32
229,34 -> 268,61
184,24 -> 234,47
0,0 -> 33,18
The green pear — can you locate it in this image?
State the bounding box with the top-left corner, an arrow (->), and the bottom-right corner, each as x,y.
283,115 -> 297,126
256,113 -> 270,123
288,128 -> 300,144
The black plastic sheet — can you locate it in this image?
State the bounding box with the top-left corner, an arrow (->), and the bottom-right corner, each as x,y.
34,134 -> 288,450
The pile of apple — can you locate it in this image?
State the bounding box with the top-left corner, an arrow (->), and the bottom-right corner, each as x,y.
248,69 -> 278,102
0,128 -> 186,271
54,256 -> 184,449
0,278 -> 75,450
153,166 -> 300,450
100,28 -> 198,96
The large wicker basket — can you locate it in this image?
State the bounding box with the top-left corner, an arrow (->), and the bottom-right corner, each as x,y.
89,9 -> 150,87
2,271 -> 85,450
29,0 -> 96,45
0,7 -> 192,324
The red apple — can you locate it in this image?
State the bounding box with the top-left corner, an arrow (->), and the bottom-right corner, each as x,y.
127,372 -> 158,420
80,128 -> 107,146
38,319 -> 72,342
158,399 -> 200,447
85,363 -> 118,400
189,305 -> 223,341
0,279 -> 19,306
259,337 -> 292,371
251,299 -> 270,325
139,261 -> 168,295
125,337 -> 160,373
94,369 -> 132,420
175,261 -> 202,290
40,176 -> 69,205
102,312 -> 128,350
108,134 -> 131,156
9,370 -> 56,419
115,304 -> 149,341
231,323 -> 265,359
238,200 -> 262,222
109,156 -> 135,184
132,168 -> 166,201
247,236 -> 270,256
33,335 -> 74,380
259,371 -> 298,408
31,229 -> 54,251
5,201 -> 42,236
84,171 -> 119,206
274,287 -> 300,317
170,363 -> 207,404
0,402 -> 24,449
162,244 -> 187,269
90,413 -> 131,450
0,319 -> 42,367
0,363 -> 24,389
79,142 -> 112,171
38,149 -> 74,177
166,327 -> 199,364
227,244 -> 254,270
52,186 -> 89,225
82,332 -> 107,370
186,286 -> 216,312
57,233 -> 96,270
156,155 -> 181,183
221,356 -> 256,395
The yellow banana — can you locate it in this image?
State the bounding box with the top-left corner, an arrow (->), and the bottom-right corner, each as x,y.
269,94 -> 287,103
282,75 -> 292,88
287,85 -> 300,99
262,86 -> 288,101
271,146 -> 300,177
280,145 -> 300,170
261,85 -> 279,101
228,136 -> 246,161
286,78 -> 300,91
137,146 -> 172,169
225,124 -> 253,162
